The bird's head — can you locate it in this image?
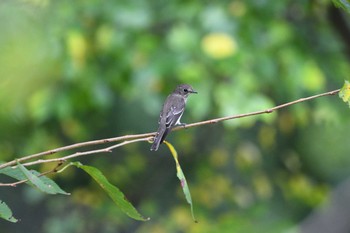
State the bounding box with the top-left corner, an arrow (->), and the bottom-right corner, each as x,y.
175,84 -> 198,96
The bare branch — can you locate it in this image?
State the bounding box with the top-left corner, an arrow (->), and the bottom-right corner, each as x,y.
0,88 -> 340,172
0,133 -> 154,169
173,89 -> 340,130
0,138 -> 153,186
21,137 -> 153,167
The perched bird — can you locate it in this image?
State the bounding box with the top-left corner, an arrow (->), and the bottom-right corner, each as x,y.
150,84 -> 197,151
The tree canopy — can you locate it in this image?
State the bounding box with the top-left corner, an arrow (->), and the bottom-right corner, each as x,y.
1,0 -> 350,232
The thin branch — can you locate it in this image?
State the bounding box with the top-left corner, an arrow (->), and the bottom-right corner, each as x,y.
173,89 -> 340,130
0,133 -> 154,169
0,88 -> 341,171
21,137 -> 153,167
0,138 -> 152,186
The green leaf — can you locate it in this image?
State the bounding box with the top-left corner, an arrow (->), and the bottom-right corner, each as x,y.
70,162 -> 149,221
339,80 -> 350,107
333,0 -> 350,14
0,200 -> 18,223
164,141 -> 197,222
16,162 -> 63,194
0,165 -> 27,180
0,165 -> 69,195
30,170 -> 70,195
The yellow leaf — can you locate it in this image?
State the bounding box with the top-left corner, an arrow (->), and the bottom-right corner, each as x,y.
164,141 -> 197,222
339,80 -> 350,106
66,30 -> 88,69
201,33 -> 237,59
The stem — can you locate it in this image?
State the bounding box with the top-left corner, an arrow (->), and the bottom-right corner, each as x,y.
0,133 -> 154,169
173,89 -> 340,130
21,137 -> 152,167
0,88 -> 340,171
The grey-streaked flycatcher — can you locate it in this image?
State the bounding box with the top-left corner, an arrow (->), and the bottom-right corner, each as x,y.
150,84 -> 197,151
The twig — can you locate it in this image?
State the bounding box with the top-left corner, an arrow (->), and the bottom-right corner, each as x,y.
21,137 -> 153,167
0,138 -> 152,187
0,89 -> 340,171
0,133 -> 154,169
173,89 -> 340,130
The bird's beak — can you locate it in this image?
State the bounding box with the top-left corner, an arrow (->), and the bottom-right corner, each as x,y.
191,90 -> 198,94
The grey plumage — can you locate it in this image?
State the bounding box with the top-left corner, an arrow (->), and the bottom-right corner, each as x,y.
150,84 -> 197,151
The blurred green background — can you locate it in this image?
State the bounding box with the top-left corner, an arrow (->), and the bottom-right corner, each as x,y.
1,0 -> 350,232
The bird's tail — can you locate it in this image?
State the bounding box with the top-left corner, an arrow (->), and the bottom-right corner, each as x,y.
150,127 -> 170,151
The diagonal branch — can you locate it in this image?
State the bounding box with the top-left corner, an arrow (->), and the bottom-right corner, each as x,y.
0,88 -> 340,171
173,89 -> 340,130
21,137 -> 153,167
0,133 -> 154,169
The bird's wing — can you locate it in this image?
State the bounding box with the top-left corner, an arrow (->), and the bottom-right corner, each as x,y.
165,102 -> 184,127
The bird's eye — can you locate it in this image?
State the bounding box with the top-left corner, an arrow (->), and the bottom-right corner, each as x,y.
184,89 -> 188,92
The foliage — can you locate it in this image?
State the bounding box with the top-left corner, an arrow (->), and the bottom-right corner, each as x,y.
164,141 -> 196,222
0,201 -> 17,223
333,0 -> 350,13
339,80 -> 350,106
69,162 -> 150,221
0,0 -> 350,232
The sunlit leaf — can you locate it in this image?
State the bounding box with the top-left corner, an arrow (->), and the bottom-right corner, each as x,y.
201,33 -> 237,59
0,200 -> 18,223
66,30 -> 87,69
333,0 -> 350,14
70,162 -> 150,221
339,80 -> 350,107
164,141 -> 197,222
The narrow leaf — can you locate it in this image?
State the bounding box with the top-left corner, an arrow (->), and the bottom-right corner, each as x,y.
0,200 -> 18,223
0,165 -> 27,180
339,80 -> 350,107
0,165 -> 69,195
30,170 -> 70,195
164,141 -> 197,222
16,162 -> 58,194
70,162 -> 149,221
333,0 -> 350,14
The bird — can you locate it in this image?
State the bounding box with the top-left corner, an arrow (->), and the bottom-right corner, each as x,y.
150,84 -> 197,151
